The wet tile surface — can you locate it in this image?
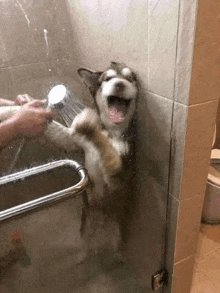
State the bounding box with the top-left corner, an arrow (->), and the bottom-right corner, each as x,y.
174,0 -> 197,105
137,90 -> 173,189
148,0 -> 179,99
0,0 -> 74,67
169,102 -> 188,199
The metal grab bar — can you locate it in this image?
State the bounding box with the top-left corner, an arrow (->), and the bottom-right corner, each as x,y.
0,160 -> 88,222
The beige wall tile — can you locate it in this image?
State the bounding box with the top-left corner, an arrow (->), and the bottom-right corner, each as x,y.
172,255 -> 196,293
189,0 -> 220,105
180,100 -> 218,200
174,193 -> 205,263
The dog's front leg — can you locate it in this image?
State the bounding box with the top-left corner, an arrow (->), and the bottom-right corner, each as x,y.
72,109 -> 122,185
44,121 -> 78,152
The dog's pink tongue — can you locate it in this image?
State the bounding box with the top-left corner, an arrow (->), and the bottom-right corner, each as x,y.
109,105 -> 126,123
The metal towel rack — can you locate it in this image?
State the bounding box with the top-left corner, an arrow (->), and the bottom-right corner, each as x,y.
0,160 -> 88,222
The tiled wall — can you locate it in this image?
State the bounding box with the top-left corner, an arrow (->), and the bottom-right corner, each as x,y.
165,0 -> 220,292
0,3 -> 174,292
65,0 -> 179,291
0,0 -> 86,174
65,0 -> 170,292
1,0 -> 218,292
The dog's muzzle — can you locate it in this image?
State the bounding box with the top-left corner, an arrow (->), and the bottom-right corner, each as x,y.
107,96 -> 131,124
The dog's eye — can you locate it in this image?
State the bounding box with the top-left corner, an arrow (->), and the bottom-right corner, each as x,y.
105,76 -> 112,82
127,74 -> 137,83
125,76 -> 133,83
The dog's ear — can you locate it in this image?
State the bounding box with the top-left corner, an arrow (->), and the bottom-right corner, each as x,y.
78,68 -> 102,97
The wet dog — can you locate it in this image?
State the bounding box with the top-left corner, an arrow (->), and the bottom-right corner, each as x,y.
70,62 -> 138,257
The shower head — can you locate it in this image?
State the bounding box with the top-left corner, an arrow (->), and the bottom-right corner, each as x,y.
47,84 -> 85,127
47,84 -> 69,110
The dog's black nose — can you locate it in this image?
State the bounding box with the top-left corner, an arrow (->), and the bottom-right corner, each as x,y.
115,81 -> 125,90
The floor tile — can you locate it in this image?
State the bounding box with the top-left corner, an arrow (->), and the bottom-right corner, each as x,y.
190,269 -> 219,293
200,224 -> 220,244
192,224 -> 220,291
195,233 -> 220,263
191,224 -> 220,291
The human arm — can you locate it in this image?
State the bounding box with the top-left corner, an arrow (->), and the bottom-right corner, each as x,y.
0,99 -> 15,106
0,100 -> 53,148
0,94 -> 32,107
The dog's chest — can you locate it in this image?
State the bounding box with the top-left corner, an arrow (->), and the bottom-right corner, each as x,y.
84,130 -> 129,198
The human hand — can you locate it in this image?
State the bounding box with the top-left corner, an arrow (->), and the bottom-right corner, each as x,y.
22,99 -> 47,109
14,94 -> 33,105
0,94 -> 33,107
11,100 -> 53,136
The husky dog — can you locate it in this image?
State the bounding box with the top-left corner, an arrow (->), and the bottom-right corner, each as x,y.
0,62 -> 138,257
72,62 -> 138,256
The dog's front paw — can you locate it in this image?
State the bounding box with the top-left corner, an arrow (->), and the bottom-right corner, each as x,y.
71,108 -> 100,138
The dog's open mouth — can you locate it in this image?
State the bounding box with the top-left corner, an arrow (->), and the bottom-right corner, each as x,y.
108,96 -> 131,124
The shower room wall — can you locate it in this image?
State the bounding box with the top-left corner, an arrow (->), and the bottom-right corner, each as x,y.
65,0 -> 180,291
0,0 -> 84,174
0,0 -> 199,292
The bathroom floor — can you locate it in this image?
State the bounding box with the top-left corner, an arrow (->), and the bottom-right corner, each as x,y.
190,223 -> 220,292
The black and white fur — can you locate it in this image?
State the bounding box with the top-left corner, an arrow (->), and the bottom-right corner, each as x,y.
0,62 -> 138,258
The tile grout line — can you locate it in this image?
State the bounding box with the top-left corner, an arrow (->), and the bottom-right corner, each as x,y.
140,89 -> 219,108
169,190 -> 205,203
197,245 -> 220,263
193,228 -> 220,290
193,269 -> 220,291
200,269 -> 220,290
174,253 -> 196,265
